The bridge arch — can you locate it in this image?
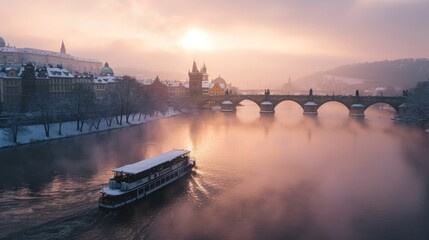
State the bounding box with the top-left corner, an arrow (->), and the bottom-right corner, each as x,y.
234,98 -> 260,107
273,99 -> 304,112
363,101 -> 399,114
316,100 -> 350,111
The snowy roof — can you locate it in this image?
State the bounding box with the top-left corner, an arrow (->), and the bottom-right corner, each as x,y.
351,104 -> 365,107
222,100 -> 233,104
46,67 -> 74,78
304,101 -> 318,106
93,75 -> 117,84
140,79 -> 154,85
162,80 -> 188,88
113,149 -> 190,174
261,101 -> 273,105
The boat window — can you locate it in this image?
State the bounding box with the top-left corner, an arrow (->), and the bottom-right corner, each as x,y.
175,172 -> 178,177
161,178 -> 165,184
156,181 -> 160,186
166,176 -> 170,181
145,186 -> 149,191
150,183 -> 155,189
138,188 -> 144,194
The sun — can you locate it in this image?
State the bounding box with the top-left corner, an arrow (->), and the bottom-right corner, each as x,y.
180,29 -> 210,51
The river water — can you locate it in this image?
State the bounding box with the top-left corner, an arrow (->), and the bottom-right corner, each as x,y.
0,101 -> 428,240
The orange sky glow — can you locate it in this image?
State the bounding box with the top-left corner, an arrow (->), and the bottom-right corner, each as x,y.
2,0 -> 428,88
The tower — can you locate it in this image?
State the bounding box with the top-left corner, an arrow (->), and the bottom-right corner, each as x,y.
60,40 -> 66,54
188,61 -> 203,97
201,62 -> 208,81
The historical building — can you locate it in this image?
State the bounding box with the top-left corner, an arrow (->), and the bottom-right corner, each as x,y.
164,80 -> 188,98
0,36 -> 102,74
19,63 -> 53,110
46,66 -> 75,97
0,61 -> 120,112
202,80 -> 210,95
100,62 -> 114,76
93,75 -> 118,99
208,82 -> 225,95
0,65 -> 22,110
188,61 -> 204,96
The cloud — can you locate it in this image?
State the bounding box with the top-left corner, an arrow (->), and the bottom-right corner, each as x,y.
1,0 -> 428,87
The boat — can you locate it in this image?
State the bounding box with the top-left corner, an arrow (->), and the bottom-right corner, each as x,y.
98,149 -> 195,209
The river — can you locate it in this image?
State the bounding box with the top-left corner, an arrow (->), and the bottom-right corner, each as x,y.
0,101 -> 428,240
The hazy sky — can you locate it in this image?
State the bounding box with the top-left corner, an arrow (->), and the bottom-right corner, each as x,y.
2,0 -> 428,88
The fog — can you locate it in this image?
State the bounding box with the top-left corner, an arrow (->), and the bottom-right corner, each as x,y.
0,102 -> 428,239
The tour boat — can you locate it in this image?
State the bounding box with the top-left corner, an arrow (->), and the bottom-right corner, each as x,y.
99,149 -> 195,209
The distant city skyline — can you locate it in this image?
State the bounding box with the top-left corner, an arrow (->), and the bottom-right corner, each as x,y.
2,0 -> 429,88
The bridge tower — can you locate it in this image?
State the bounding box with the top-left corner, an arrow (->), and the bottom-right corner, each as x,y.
188,61 -> 203,97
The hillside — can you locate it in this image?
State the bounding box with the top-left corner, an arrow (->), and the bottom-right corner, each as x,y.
288,59 -> 429,95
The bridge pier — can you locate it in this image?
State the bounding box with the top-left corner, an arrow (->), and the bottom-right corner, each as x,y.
396,103 -> 408,118
221,100 -> 236,112
349,104 -> 365,117
260,101 -> 275,114
391,103 -> 408,121
303,102 -> 318,115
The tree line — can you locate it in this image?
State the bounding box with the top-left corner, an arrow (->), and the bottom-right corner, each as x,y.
402,80 -> 429,128
2,76 -> 182,143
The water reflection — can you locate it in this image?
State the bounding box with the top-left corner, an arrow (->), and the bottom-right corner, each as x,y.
0,101 -> 428,239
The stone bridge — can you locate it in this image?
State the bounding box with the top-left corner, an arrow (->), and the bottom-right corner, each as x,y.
190,94 -> 407,118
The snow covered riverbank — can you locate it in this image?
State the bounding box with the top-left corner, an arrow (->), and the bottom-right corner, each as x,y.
0,109 -> 182,149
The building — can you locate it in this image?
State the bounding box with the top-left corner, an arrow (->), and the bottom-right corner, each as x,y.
100,62 -> 114,76
93,75 -> 119,99
0,36 -> 102,74
0,65 -> 22,111
0,61 -> 120,111
20,63 -> 50,110
208,82 -> 225,95
47,65 -> 75,97
163,80 -> 188,98
202,80 -> 210,95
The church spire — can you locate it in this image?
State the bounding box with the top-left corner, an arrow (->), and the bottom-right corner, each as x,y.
201,62 -> 207,74
191,60 -> 199,73
60,40 -> 66,54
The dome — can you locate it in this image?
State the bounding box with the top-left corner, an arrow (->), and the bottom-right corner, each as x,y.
211,75 -> 226,85
0,37 -> 5,48
100,62 -> 114,76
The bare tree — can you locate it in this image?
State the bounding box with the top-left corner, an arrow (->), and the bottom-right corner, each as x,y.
53,96 -> 73,135
2,104 -> 30,143
145,77 -> 169,117
70,83 -> 96,132
29,93 -> 55,137
114,76 -> 141,124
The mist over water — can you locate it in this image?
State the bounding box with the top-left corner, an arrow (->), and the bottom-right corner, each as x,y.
0,101 -> 428,240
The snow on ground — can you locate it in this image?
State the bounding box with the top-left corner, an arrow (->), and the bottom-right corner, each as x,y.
0,108 -> 181,148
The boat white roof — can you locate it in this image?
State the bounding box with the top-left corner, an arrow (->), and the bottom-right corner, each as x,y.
113,149 -> 190,174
